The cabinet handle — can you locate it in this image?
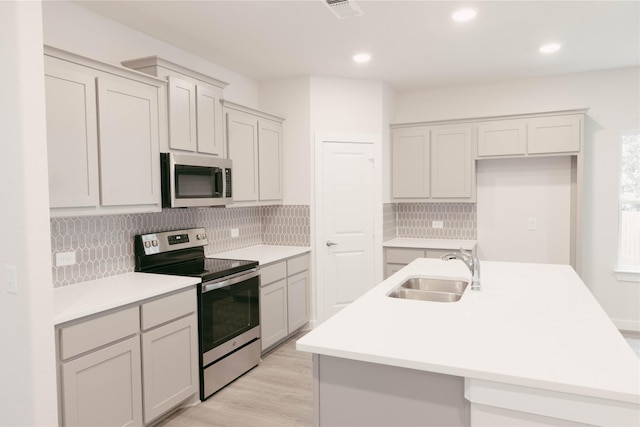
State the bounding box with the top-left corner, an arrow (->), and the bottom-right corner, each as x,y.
326,241 -> 338,247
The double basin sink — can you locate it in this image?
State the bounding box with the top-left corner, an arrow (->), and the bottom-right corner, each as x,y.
388,277 -> 468,303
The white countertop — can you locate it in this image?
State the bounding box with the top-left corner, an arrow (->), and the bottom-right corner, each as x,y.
209,245 -> 311,266
383,237 -> 477,250
296,258 -> 640,404
54,272 -> 200,325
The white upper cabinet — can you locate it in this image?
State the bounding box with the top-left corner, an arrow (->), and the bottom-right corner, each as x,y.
430,124 -> 474,199
167,76 -> 197,152
392,126 -> 430,199
391,124 -> 474,202
122,56 -> 228,158
476,113 -> 583,158
44,46 -> 165,217
97,76 -> 160,207
257,119 -> 284,201
223,101 -> 284,206
476,119 -> 527,157
527,114 -> 581,154
45,56 -> 99,209
226,109 -> 259,202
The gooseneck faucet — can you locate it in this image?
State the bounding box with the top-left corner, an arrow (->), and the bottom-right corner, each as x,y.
441,248 -> 481,291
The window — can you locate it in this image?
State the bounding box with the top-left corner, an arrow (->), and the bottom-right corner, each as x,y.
617,130 -> 640,281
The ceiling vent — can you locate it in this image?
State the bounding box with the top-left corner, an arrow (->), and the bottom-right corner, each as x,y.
324,0 -> 364,19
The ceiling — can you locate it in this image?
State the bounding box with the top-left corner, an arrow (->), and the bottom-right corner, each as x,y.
74,0 -> 640,92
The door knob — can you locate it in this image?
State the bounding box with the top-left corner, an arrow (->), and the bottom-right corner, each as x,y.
326,240 -> 338,247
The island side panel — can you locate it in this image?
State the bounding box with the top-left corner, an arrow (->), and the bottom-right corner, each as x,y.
315,355 -> 469,426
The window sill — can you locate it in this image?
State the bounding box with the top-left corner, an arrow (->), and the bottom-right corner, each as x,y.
614,268 -> 640,283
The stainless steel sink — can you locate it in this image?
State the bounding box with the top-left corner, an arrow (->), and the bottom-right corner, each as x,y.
387,277 -> 468,303
400,278 -> 468,294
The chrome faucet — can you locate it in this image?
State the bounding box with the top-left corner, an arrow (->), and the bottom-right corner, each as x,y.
441,248 -> 481,291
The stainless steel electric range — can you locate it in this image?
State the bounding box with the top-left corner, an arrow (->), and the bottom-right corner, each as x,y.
134,227 -> 260,401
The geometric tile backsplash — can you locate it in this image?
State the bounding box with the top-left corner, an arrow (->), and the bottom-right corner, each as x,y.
385,202 -> 477,241
50,205 -> 310,287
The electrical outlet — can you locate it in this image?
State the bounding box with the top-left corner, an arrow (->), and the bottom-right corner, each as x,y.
432,220 -> 444,229
528,218 -> 537,231
55,251 -> 76,266
230,228 -> 239,238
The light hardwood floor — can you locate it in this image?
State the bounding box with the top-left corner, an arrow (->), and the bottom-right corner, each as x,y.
158,332 -> 313,427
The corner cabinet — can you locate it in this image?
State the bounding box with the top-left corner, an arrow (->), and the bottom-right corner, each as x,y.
122,56 -> 228,158
44,46 -> 165,217
223,101 -> 284,205
259,253 -> 310,352
391,123 -> 475,202
56,289 -> 198,427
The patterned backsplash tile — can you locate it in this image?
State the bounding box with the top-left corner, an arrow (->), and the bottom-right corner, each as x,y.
396,203 -> 477,240
51,205 -> 310,287
383,203 -> 397,242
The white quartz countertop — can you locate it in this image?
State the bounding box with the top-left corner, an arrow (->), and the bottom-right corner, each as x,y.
383,238 -> 477,250
296,258 -> 640,404
54,272 -> 200,325
209,245 -> 311,266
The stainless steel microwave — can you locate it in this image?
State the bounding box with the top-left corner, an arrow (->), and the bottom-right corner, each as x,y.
161,153 -> 232,208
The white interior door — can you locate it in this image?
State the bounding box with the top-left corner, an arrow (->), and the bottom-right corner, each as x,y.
319,140 -> 375,321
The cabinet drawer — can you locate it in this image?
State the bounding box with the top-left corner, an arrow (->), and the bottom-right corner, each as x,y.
59,307 -> 139,360
425,249 -> 452,259
287,253 -> 310,276
141,289 -> 196,331
385,248 -> 425,264
260,261 -> 286,286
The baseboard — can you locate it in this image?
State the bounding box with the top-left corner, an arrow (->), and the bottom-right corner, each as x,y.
612,318 -> 640,333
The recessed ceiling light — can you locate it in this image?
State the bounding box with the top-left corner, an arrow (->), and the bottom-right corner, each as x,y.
353,52 -> 371,64
539,43 -> 562,54
452,8 -> 477,22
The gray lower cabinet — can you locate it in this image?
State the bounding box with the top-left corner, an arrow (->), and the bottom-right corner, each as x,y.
260,253 -> 310,352
57,289 -> 198,427
384,247 -> 458,279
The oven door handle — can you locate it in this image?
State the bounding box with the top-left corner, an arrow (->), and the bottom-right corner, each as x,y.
201,269 -> 259,293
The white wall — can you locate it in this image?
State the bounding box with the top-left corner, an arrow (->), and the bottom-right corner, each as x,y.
42,0 -> 260,107
0,1 -> 58,425
395,67 -> 640,330
477,156 -> 572,264
260,77 -> 312,205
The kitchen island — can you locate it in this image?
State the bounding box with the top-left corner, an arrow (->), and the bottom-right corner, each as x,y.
296,259 -> 640,426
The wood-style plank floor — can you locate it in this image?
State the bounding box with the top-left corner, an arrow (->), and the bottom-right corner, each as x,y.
158,332 -> 313,427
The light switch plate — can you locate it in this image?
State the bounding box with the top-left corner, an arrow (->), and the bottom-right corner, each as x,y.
528,218 -> 537,231
432,220 -> 444,229
230,228 -> 239,238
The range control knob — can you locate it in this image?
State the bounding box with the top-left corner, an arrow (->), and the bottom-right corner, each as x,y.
144,241 -> 151,248
152,240 -> 158,247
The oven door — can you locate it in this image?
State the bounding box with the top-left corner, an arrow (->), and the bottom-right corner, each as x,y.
200,269 -> 260,367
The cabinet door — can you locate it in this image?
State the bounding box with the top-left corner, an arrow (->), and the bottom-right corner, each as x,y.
392,127 -> 430,199
141,314 -> 198,424
385,263 -> 406,279
44,56 -> 99,209
287,270 -> 309,333
527,115 -> 581,154
258,119 -> 283,201
260,279 -> 288,351
477,119 -> 526,157
168,76 -> 197,152
430,125 -> 474,199
97,76 -> 160,207
196,85 -> 224,156
61,336 -> 142,427
227,110 -> 259,202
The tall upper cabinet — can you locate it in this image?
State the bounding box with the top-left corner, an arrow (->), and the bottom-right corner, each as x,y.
222,101 -> 284,205
44,46 -> 165,217
122,56 -> 228,158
